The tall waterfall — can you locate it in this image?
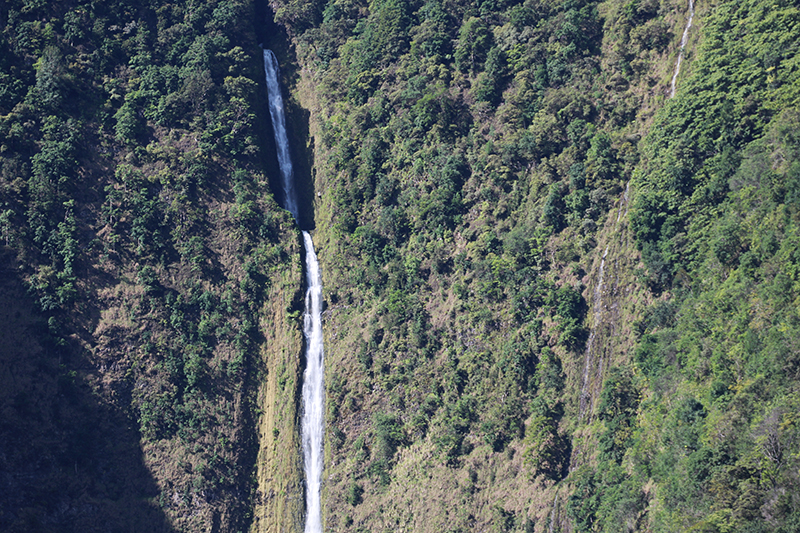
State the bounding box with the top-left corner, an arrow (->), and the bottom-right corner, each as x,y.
262,48 -> 325,533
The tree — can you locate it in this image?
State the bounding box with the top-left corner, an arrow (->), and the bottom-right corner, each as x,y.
454,17 -> 491,74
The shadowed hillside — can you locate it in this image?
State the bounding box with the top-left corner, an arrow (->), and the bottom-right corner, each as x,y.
0,251 -> 174,532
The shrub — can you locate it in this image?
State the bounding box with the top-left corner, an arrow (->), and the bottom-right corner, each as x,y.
373,412 -> 406,460
345,480 -> 364,506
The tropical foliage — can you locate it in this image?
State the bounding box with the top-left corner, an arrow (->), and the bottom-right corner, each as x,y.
2,0 -> 800,531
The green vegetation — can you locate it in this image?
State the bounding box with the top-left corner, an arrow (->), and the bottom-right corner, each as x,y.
0,0 -> 297,531
2,0 -> 800,531
280,0 -> 800,530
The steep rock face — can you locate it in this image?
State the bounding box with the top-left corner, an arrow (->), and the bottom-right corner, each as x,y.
271,0 -> 800,530
272,0 -> 685,528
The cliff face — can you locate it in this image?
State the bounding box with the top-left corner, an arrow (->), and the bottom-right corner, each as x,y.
274,0 -> 800,531
2,0 -> 800,531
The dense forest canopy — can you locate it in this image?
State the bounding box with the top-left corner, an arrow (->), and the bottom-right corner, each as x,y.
272,0 -> 800,531
1,0 -> 799,531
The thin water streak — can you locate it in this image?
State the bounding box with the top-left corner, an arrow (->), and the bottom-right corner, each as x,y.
670,0 -> 695,99
579,245 -> 609,419
616,181 -> 630,223
548,491 -> 559,533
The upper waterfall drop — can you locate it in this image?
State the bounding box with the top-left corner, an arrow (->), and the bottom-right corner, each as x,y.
262,49 -> 300,221
262,48 -> 325,533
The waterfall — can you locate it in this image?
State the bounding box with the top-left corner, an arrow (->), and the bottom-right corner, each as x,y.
262,48 -> 325,533
263,49 -> 300,220
670,0 -> 695,98
548,491 -> 559,533
301,230 -> 325,533
578,245 -> 609,420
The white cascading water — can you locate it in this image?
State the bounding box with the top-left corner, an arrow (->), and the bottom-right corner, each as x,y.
263,49 -> 300,220
262,48 -> 325,533
300,231 -> 325,533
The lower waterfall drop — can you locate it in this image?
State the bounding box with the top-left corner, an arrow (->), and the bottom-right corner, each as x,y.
300,230 -> 325,533
262,48 -> 325,533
